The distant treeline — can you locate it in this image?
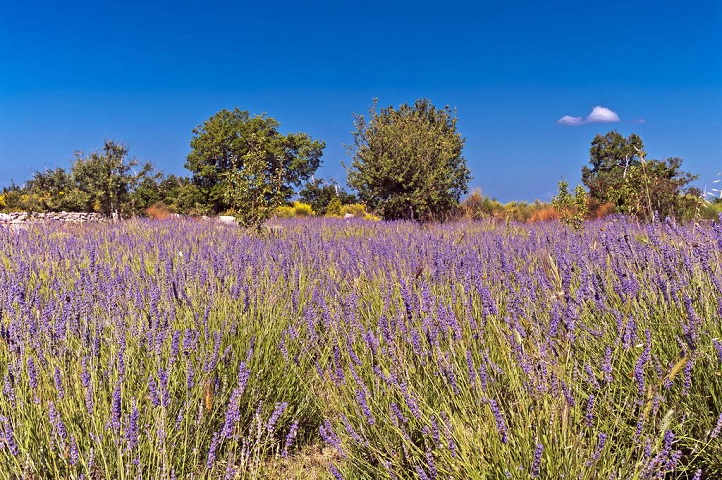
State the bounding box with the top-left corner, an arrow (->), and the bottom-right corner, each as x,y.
2,102 -> 719,225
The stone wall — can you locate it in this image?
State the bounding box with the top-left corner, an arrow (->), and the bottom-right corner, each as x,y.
0,211 -> 106,224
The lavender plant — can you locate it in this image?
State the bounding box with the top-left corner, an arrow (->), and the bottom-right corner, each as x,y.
0,215 -> 720,479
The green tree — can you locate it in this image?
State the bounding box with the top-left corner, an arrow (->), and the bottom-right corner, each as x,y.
552,180 -> 588,231
185,108 -> 325,218
581,130 -> 699,221
299,178 -> 356,216
71,140 -> 154,218
347,99 -> 470,221
158,175 -> 207,215
24,167 -> 88,212
581,130 -> 645,210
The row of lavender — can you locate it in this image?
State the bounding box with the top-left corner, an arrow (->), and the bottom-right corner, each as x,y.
0,217 -> 720,478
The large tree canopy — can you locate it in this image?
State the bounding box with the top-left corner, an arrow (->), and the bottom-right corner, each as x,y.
185,108 -> 325,217
72,140 -> 153,217
582,130 -> 645,205
347,99 -> 470,221
581,130 -> 700,221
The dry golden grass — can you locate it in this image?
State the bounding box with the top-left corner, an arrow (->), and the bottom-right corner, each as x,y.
145,202 -> 173,220
529,206 -> 561,222
259,443 -> 338,479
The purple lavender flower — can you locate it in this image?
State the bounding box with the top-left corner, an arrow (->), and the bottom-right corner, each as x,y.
69,436 -> 79,466
585,394 -> 596,427
587,432 -> 608,466
426,447 -> 438,479
27,357 -> 38,389
158,368 -> 170,407
85,385 -> 94,415
206,432 -> 219,469
182,328 -> 196,356
48,401 -> 68,449
319,419 -> 345,458
53,367 -> 64,399
203,332 -> 222,373
390,402 -> 409,426
465,350 -> 477,384
266,402 -> 288,433
601,346 -> 613,383
340,413 -> 365,446
399,381 -> 421,419
117,337 -> 126,378
236,362 -> 250,392
126,402 -> 139,451
148,377 -> 159,407
531,443 -> 543,477
220,387 -> 243,439
186,362 -> 195,390
487,398 -> 509,443
584,364 -> 600,390
81,357 -> 91,388
329,464 -> 344,480
110,381 -> 122,432
3,374 -> 16,407
0,416 -> 19,456
282,420 -> 299,458
355,388 -> 375,425
170,330 -> 181,365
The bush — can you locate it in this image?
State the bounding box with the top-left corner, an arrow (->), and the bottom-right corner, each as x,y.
340,203 -> 379,221
274,202 -> 316,218
325,197 -> 342,217
145,202 -> 173,220
293,202 -> 315,217
529,206 -> 561,222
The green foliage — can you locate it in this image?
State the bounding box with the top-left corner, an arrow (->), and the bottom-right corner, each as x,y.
185,108 -> 325,220
347,99 -> 471,221
700,197 -> 722,220
71,140 -> 154,217
581,131 -> 700,221
325,197 -> 342,217
298,178 -> 356,216
461,188 -> 504,220
552,180 -> 588,230
132,174 -> 209,216
275,201 -> 316,218
24,167 -> 88,212
1,144 -> 154,218
339,203 -> 379,220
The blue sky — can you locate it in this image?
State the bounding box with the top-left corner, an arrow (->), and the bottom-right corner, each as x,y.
1,0 -> 720,202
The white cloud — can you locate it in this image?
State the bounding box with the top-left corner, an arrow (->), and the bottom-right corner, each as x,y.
586,106 -> 620,123
557,106 -> 621,126
557,115 -> 584,126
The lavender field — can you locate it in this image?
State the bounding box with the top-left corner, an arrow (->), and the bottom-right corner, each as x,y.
1,217 -> 721,479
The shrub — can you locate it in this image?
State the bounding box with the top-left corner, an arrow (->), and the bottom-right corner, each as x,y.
325,197 -> 342,217
529,206 -> 561,222
145,202 -> 173,220
274,202 -> 316,218
340,203 -> 379,220
293,202 -> 315,217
